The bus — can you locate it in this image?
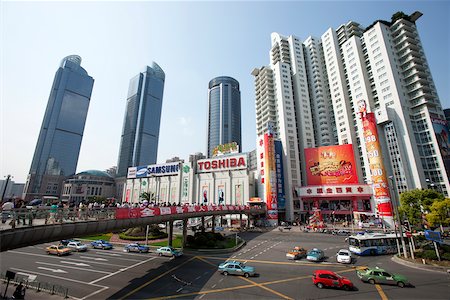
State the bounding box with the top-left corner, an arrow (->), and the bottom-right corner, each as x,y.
348,233 -> 402,256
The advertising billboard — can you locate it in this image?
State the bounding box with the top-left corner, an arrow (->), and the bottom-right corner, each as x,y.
264,133 -> 278,221
305,144 -> 359,185
197,154 -> 247,173
127,162 -> 180,179
274,140 -> 285,210
212,142 -> 239,157
431,118 -> 450,177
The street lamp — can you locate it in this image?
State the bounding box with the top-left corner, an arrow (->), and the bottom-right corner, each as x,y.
388,175 -> 408,258
1,175 -> 13,202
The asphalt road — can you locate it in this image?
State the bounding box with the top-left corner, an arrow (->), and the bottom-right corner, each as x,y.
1,229 -> 449,299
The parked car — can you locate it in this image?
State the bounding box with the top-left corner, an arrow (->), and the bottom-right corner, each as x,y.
286,246 -> 307,260
306,248 -> 325,262
156,246 -> 183,257
336,249 -> 352,264
66,241 -> 88,252
312,270 -> 354,290
218,261 -> 255,277
46,245 -> 71,256
124,243 -> 150,253
90,240 -> 113,250
357,267 -> 410,287
60,239 -> 76,246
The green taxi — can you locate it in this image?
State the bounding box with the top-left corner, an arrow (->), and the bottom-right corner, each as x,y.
357,267 -> 410,287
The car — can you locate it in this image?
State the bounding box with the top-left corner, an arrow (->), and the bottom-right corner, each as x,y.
124,243 -> 150,253
286,246 -> 307,260
66,241 -> 88,252
46,245 -> 71,256
90,240 -> 113,250
218,261 -> 256,278
312,270 -> 354,290
336,249 -> 352,264
156,246 -> 183,257
306,248 -> 325,262
60,239 -> 76,246
356,267 -> 410,287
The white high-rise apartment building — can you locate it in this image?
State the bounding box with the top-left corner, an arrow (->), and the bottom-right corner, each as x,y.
253,11 -> 449,222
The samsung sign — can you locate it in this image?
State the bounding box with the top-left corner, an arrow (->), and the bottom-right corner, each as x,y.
127,162 -> 180,179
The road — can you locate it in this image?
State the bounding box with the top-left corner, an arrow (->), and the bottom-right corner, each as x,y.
1,229 -> 449,299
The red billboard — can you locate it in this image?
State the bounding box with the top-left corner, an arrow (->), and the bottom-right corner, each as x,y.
305,144 -> 359,185
116,205 -> 249,219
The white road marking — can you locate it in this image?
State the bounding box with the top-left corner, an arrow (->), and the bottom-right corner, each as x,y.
60,261 -> 90,267
80,256 -> 108,261
36,262 -> 109,274
176,287 -> 183,293
95,252 -> 122,257
232,256 -> 236,258
16,272 -> 37,281
259,252 -> 263,255
88,253 -> 141,262
195,276 -> 202,280
199,294 -> 206,299
11,268 -> 106,287
212,284 -> 216,288
81,286 -> 109,300
37,267 -> 67,273
219,278 -> 224,283
89,257 -> 156,284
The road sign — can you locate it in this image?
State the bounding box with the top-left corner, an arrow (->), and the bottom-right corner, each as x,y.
406,231 -> 412,238
424,230 -> 442,242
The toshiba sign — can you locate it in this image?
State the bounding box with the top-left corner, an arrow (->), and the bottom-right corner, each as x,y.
197,154 -> 247,173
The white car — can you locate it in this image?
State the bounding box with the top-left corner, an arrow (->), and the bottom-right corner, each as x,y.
66,241 -> 88,252
336,249 -> 352,264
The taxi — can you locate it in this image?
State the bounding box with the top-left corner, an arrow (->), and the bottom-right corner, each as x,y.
286,246 -> 307,260
218,260 -> 256,278
46,245 -> 71,256
306,248 -> 325,262
357,267 -> 410,287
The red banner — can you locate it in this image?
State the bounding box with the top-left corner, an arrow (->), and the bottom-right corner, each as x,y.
305,144 -> 359,185
116,205 -> 249,219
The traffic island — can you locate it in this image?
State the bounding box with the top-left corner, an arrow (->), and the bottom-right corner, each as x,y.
392,255 -> 450,273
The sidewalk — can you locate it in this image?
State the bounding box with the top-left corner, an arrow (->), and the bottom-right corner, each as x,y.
392,255 -> 450,274
1,281 -> 65,299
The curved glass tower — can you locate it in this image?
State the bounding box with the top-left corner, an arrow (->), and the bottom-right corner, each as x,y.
117,62 -> 165,177
24,55 -> 94,201
207,76 -> 242,157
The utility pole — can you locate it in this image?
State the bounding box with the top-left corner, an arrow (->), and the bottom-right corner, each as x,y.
389,176 -> 408,258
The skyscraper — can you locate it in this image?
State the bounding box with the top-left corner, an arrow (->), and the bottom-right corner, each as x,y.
23,55 -> 94,201
253,11 -> 450,222
116,62 -> 165,177
207,76 -> 242,157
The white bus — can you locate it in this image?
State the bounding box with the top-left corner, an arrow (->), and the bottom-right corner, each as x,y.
348,233 -> 402,256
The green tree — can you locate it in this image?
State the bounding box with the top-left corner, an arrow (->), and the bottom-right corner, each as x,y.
399,189 -> 443,226
426,198 -> 450,228
140,192 -> 155,202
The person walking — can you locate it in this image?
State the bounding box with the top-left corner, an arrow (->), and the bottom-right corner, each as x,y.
1,199 -> 14,224
13,282 -> 26,299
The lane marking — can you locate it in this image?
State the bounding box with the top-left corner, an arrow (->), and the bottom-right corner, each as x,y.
36,262 -> 110,274
81,286 -> 109,300
10,268 -> 106,287
375,284 -> 388,300
37,267 -> 67,273
176,287 -> 183,293
95,251 -> 122,257
201,256 -> 346,267
240,276 -> 294,300
211,284 -> 216,288
90,256 -> 156,284
118,256 -> 197,300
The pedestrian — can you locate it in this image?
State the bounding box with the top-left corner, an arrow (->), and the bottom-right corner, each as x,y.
1,199 -> 14,223
13,282 -> 25,299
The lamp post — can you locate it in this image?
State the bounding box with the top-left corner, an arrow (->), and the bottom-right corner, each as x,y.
388,175 -> 408,258
1,174 -> 13,202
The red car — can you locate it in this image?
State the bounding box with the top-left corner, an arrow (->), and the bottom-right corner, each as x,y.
312,270 -> 354,291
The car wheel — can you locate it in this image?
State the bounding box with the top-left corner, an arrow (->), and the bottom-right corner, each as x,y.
397,281 -> 405,288
126,249 -> 130,252
57,253 -> 61,256
317,282 -> 324,289
368,279 -> 375,285
343,285 -> 350,291
159,253 -> 162,256
244,273 -> 250,278
223,271 -> 228,276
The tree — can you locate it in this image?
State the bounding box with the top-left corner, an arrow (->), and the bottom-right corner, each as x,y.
399,189 -> 444,226
391,11 -> 410,23
140,192 -> 155,202
426,198 -> 450,229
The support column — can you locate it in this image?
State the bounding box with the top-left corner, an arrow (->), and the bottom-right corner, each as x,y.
220,216 -> 223,227
201,216 -> 205,233
212,216 -> 215,233
240,213 -> 243,229
247,214 -> 251,227
182,218 -> 188,248
168,220 -> 174,247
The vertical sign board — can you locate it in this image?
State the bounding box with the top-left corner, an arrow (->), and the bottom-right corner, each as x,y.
359,100 -> 393,226
264,132 -> 278,223
274,140 -> 285,210
431,118 -> 450,178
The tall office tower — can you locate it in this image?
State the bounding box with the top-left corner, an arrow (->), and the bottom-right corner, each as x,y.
116,62 -> 165,177
23,55 -> 94,201
207,76 -> 242,158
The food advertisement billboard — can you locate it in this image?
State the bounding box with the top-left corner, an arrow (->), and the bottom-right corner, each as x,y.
305,144 -> 359,185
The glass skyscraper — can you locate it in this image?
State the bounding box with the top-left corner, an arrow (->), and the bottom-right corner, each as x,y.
24,55 -> 94,201
207,76 -> 242,157
117,62 -> 165,177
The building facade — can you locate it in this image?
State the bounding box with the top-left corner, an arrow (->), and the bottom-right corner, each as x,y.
23,55 -> 94,201
253,11 -> 450,222
117,62 -> 165,177
61,170 -> 116,204
207,77 -> 242,157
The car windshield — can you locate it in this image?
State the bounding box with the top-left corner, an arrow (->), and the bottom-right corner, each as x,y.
74,242 -> 81,246
309,251 -> 318,255
57,245 -> 65,249
338,251 -> 349,256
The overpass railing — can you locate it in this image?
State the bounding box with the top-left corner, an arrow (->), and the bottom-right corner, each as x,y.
0,204 -> 265,231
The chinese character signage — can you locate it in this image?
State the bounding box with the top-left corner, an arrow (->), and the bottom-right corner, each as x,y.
274,140 -> 285,210
264,133 -> 278,221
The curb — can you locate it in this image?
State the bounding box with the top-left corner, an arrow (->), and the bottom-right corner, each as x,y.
391,255 -> 450,274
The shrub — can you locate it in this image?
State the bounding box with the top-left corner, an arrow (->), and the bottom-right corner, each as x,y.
421,250 -> 438,260
119,232 -> 167,241
442,252 -> 450,261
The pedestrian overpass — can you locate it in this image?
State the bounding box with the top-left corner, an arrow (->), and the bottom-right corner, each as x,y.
0,205 -> 266,252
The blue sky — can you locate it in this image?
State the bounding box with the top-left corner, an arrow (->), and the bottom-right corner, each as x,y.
1,1 -> 449,183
